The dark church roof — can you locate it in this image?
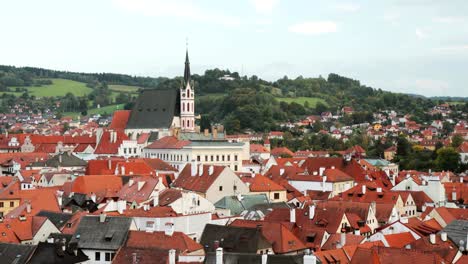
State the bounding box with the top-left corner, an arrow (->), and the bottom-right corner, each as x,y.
126,88 -> 180,129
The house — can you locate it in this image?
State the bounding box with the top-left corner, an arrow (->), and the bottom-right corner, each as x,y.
0,243 -> 35,264
200,224 -> 273,254
70,215 -> 133,264
158,188 -> 215,215
172,163 -> 250,204
143,136 -> 247,172
242,174 -> 288,202
384,146 -> 397,161
459,141 -> 468,164
0,215 -> 61,245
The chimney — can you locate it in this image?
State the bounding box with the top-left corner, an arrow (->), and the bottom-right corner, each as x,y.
452,189 -> 457,201
132,253 -> 138,264
169,249 -> 176,264
204,129 -> 209,137
377,187 -> 382,193
191,160 -> 197,176
430,233 -> 436,244
214,240 -> 220,250
213,127 -> 218,139
216,247 -> 223,264
117,200 -> 126,214
165,223 -> 175,236
322,176 -> 327,192
121,165 -> 126,175
208,165 -> 214,176
354,229 -> 361,236
261,253 -> 268,264
99,213 -> 106,223
137,181 -> 145,191
199,164 -> 204,175
90,193 -> 97,203
26,202 -> 31,213
290,208 -> 296,223
441,232 -> 447,242
362,185 -> 366,194
340,233 -> 346,248
108,159 -> 112,170
319,167 -> 325,176
153,193 -> 159,207
303,254 -> 317,264
461,177 -> 464,183
309,204 -> 315,220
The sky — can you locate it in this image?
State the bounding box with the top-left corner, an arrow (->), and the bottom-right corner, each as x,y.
1,0 -> 467,97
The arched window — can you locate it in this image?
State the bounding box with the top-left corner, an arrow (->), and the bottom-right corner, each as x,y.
182,120 -> 185,127
187,103 -> 190,112
187,89 -> 190,98
182,103 -> 185,112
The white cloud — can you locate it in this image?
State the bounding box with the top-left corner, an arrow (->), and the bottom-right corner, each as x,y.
288,21 -> 337,35
113,0 -> 240,27
433,16 -> 465,24
251,0 -> 279,14
333,3 -> 360,13
415,28 -> 427,39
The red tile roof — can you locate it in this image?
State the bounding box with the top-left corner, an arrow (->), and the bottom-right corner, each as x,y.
384,232 -> 416,248
109,110 -> 131,130
243,174 -> 286,192
172,164 -> 228,193
71,175 -> 122,199
94,130 -> 129,154
230,219 -> 307,254
145,136 -> 191,149
125,230 -> 203,253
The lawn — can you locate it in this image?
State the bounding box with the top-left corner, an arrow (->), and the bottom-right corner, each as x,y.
88,104 -> 126,115
109,84 -> 141,93
10,78 -> 93,98
275,97 -> 327,107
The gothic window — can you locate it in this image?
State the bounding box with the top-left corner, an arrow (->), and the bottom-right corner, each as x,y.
187,103 -> 190,112
182,120 -> 185,127
182,103 -> 185,111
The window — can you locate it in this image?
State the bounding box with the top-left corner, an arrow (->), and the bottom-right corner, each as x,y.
233,185 -> 237,191
227,155 -> 230,161
211,155 -> 214,162
205,155 -> 208,161
105,252 -> 111,261
197,155 -> 201,162
234,165 -> 238,171
95,252 -> 101,261
219,186 -> 223,191
9,202 -> 14,207
222,155 -> 225,161
274,193 -> 280,200
216,155 -> 219,161
234,155 -> 238,161
0,202 -> 3,208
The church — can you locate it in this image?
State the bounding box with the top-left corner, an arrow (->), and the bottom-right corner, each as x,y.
122,49 -> 197,140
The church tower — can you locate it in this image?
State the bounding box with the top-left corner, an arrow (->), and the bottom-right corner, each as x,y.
180,49 -> 195,132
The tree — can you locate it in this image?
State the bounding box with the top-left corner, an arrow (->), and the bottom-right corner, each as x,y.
451,134 -> 464,148
200,115 -> 212,132
435,147 -> 460,172
396,136 -> 411,157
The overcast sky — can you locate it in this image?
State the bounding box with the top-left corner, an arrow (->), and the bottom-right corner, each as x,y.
1,0 -> 467,96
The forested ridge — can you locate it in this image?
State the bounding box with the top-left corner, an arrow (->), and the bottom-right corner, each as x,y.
1,65 -> 465,133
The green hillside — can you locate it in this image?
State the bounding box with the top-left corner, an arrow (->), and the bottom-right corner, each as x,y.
275,97 -> 327,107
16,78 -> 93,97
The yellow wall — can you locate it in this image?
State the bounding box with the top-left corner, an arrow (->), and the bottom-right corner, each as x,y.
0,199 -> 20,215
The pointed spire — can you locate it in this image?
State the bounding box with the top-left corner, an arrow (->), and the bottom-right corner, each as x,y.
183,46 -> 191,86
